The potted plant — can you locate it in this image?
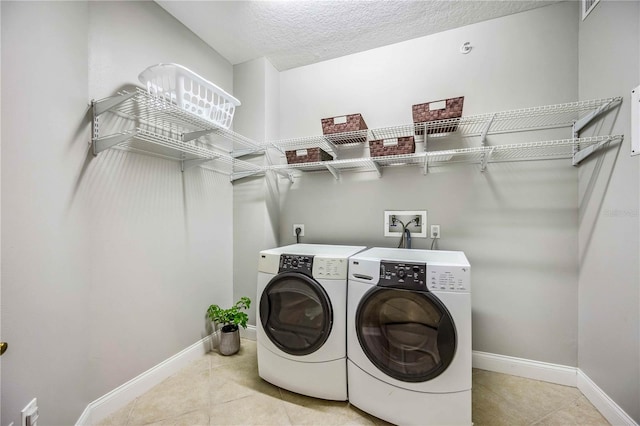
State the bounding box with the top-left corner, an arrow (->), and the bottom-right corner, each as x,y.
206,297 -> 251,356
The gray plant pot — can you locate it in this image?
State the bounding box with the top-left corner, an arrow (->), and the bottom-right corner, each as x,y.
218,327 -> 240,356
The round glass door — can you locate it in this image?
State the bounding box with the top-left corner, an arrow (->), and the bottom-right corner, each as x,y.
260,272 -> 333,356
356,287 -> 456,382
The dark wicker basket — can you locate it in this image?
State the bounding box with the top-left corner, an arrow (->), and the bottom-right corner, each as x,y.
369,136 -> 415,157
321,113 -> 368,144
412,97 -> 464,135
285,147 -> 333,164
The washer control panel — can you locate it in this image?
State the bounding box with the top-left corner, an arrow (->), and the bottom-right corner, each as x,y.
314,258 -> 348,279
428,264 -> 470,293
279,254 -> 313,276
379,261 -> 427,290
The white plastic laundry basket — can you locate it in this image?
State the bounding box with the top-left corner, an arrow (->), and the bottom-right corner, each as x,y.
138,63 -> 241,129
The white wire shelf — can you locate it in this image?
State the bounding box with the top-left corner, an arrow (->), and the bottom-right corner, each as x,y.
267,136 -> 623,179
91,88 -> 265,181
92,127 -> 263,180
92,88 -> 264,156
269,97 -> 622,151
92,89 -> 621,181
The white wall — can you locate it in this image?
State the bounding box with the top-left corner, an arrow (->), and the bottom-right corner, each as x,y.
277,2 -> 581,366
1,1 -> 235,424
577,1 -> 640,422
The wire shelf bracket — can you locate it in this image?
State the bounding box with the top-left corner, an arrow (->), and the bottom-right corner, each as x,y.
325,163 -> 340,180
572,135 -> 623,165
92,92 -> 137,117
230,169 -> 265,182
182,158 -> 215,172
93,130 -> 137,155
572,97 -> 621,136
372,161 -> 383,178
270,169 -> 296,183
181,129 -> 218,142
480,114 -> 497,146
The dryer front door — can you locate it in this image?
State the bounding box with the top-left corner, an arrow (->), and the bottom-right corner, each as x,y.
260,271 -> 333,356
356,287 -> 456,382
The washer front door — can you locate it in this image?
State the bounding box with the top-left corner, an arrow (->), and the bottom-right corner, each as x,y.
260,271 -> 333,356
355,287 -> 456,382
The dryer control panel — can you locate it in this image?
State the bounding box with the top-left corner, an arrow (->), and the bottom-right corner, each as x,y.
428,264 -> 470,293
279,254 -> 313,276
379,261 -> 427,290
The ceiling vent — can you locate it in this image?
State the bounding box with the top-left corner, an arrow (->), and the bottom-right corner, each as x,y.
582,0 -> 600,20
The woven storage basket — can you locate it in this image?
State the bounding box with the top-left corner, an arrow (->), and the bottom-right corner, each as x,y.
286,147 -> 333,164
412,97 -> 464,135
321,113 -> 368,144
369,136 -> 415,157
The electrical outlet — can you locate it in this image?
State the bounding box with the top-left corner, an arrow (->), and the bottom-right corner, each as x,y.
384,210 -> 427,238
293,224 -> 305,237
430,225 -> 441,239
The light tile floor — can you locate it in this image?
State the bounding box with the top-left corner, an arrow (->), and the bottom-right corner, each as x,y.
98,339 -> 609,426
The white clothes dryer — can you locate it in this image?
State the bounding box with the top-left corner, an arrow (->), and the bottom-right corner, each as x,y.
257,243 -> 366,400
347,247 -> 472,426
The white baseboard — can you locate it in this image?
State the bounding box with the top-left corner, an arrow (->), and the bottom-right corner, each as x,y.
472,350 -> 577,387
240,324 -> 257,340
76,336 -> 212,426
77,339 -> 636,426
577,369 -> 638,426
472,351 -> 638,425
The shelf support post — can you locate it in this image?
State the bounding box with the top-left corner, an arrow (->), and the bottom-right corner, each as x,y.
481,147 -> 494,171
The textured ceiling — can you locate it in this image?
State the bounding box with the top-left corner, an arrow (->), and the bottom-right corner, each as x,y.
156,0 -> 562,71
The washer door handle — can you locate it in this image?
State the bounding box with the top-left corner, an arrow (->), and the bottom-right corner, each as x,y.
259,293 -> 270,326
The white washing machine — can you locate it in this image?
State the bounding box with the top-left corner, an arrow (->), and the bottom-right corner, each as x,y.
347,247 -> 472,426
257,243 -> 366,400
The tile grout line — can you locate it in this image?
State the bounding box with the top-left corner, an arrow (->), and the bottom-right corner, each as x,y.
207,357 -> 213,425
278,387 -> 295,426
528,393 -> 584,425
123,396 -> 139,426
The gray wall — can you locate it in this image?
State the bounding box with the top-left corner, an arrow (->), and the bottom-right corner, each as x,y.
276,2 -> 581,366
577,1 -> 640,422
233,58 -> 281,326
2,3 -> 91,424
1,1 -> 235,424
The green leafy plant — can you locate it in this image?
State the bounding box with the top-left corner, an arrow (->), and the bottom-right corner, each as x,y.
207,297 -> 251,333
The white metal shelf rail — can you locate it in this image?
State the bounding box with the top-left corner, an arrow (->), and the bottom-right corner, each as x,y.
91,88 -> 265,181
268,136 -> 623,179
266,97 -> 622,180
